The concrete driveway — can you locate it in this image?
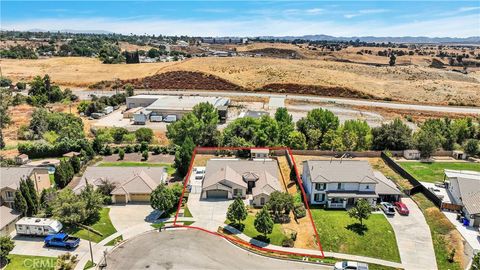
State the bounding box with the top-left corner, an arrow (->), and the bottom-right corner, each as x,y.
108,204 -> 159,232
385,198 -> 437,270
107,229 -> 329,270
187,193 -> 230,231
11,234 -> 90,258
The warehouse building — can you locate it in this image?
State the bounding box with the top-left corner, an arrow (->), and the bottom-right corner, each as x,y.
125,95 -> 230,122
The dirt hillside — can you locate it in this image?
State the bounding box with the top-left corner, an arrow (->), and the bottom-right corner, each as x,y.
1,56 -> 479,105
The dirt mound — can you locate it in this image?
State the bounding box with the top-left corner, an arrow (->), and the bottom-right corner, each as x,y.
246,48 -> 302,59
261,83 -> 376,99
124,71 -> 244,91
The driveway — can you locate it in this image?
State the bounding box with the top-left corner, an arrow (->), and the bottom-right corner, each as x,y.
108,204 -> 159,232
187,193 -> 230,231
11,234 -> 90,258
385,198 -> 437,270
107,229 -> 329,270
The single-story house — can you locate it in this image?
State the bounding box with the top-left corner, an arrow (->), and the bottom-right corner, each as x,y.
201,159 -> 282,207
0,206 -> 21,236
72,166 -> 167,204
445,169 -> 480,227
0,167 -> 51,208
302,160 -> 402,209
403,150 -> 421,160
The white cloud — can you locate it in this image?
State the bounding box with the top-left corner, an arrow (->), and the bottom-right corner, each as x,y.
458,6 -> 480,12
344,9 -> 390,19
1,13 -> 478,37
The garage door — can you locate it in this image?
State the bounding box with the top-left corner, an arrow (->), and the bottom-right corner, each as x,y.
114,195 -> 126,204
206,190 -> 228,199
130,194 -> 150,202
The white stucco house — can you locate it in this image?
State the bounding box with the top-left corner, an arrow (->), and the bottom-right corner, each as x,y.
445,169 -> 480,227
201,159 -> 282,207
302,160 -> 402,209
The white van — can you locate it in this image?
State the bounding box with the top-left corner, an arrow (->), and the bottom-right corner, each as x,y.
15,217 -> 63,236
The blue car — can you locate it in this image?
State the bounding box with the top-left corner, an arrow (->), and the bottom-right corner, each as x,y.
44,233 -> 80,249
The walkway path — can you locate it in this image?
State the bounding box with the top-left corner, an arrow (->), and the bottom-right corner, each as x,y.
385,198 -> 437,270
222,225 -> 404,269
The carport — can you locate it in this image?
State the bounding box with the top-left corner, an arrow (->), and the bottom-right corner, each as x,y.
206,190 -> 228,199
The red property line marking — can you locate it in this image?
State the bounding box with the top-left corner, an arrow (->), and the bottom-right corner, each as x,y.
172,146 -> 324,258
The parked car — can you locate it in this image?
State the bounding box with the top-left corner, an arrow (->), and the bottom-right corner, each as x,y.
394,201 -> 410,215
44,233 -> 80,249
380,202 -> 396,216
334,261 -> 369,270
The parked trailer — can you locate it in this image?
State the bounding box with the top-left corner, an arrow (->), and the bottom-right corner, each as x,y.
164,115 -> 177,123
16,217 -> 63,236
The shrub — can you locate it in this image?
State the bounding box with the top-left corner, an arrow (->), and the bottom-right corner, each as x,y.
134,144 -> 141,152
140,141 -> 149,152
135,127 -> 154,143
282,238 -> 295,247
118,149 -> 125,160
103,145 -> 112,156
142,150 -> 149,161
152,146 -> 161,155
125,145 -> 133,153
294,203 -> 306,219
290,231 -> 297,241
16,81 -> 27,90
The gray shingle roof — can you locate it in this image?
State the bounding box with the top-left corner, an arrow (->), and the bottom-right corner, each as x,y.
373,171 -> 402,195
303,160 -> 378,184
462,191 -> 480,215
203,159 -> 281,196
0,167 -> 35,190
73,166 -> 165,194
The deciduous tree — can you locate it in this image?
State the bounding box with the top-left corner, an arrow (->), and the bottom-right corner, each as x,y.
347,199 -> 372,226
254,206 -> 274,238
227,197 -> 247,225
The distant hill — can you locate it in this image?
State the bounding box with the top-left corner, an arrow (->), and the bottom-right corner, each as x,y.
258,35 -> 480,44
27,29 -> 113,34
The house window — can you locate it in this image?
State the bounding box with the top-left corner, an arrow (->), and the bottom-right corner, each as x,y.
315,183 -> 326,191
365,185 -> 370,190
260,197 -> 265,206
6,191 -> 14,198
314,194 -> 325,202
337,183 -> 343,190
233,189 -> 242,197
331,198 -> 344,203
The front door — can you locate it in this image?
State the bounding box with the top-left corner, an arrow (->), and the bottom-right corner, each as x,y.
347,198 -> 355,206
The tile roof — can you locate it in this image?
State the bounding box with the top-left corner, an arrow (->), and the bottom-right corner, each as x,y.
73,166 -> 165,194
203,159 -> 281,196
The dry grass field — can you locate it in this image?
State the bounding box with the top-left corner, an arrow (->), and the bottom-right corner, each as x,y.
2,54 -> 479,105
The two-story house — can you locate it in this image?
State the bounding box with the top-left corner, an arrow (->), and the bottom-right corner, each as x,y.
302,160 -> 401,209
0,167 -> 51,208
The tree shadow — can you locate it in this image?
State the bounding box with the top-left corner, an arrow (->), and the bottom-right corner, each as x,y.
228,222 -> 245,232
346,223 -> 368,236
252,235 -> 271,246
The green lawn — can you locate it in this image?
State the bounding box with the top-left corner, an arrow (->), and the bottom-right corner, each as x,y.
97,162 -> 176,175
83,260 -> 95,270
311,209 -> 401,262
48,174 -> 55,185
5,255 -> 57,270
398,162 -> 480,183
183,205 -> 193,217
229,214 -> 287,246
66,208 -> 117,243
151,222 -> 165,229
412,193 -> 461,270
105,235 -> 123,246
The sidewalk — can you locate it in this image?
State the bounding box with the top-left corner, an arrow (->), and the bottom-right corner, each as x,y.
222,224 -> 404,269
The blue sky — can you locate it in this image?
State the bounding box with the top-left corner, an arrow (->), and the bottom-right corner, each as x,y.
1,1 -> 479,37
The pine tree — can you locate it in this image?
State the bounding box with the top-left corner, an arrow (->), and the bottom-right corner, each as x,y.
174,136 -> 195,178
25,177 -> 39,215
13,190 -> 27,215
227,197 -> 247,226
19,179 -> 35,216
254,206 -> 274,239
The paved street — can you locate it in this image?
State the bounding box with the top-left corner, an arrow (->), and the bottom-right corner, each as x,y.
186,193 -> 230,231
106,229 -> 330,270
385,198 -> 438,270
